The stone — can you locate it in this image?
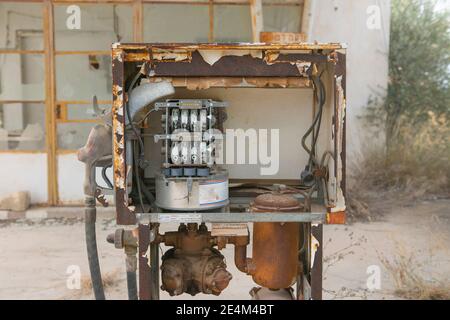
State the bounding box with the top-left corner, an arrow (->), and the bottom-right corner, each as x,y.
0,191 -> 30,212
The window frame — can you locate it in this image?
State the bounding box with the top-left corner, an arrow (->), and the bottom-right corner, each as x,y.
0,0 -> 305,205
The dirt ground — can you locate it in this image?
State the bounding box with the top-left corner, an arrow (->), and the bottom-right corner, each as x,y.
0,199 -> 449,300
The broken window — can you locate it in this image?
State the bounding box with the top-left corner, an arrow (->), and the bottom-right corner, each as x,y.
63,101 -> 110,122
55,55 -> 112,101
57,122 -> 95,150
0,53 -> 45,101
0,2 -> 43,50
0,102 -> 46,151
214,4 -> 252,42
143,4 -> 209,42
54,4 -> 133,51
263,1 -> 302,33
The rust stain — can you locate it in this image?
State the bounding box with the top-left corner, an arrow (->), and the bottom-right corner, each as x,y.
260,32 -> 307,44
326,211 -> 346,225
263,51 -> 280,64
148,77 -> 311,89
113,43 -> 345,54
249,193 -> 304,289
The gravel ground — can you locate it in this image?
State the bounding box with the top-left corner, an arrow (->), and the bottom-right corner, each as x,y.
0,199 -> 449,300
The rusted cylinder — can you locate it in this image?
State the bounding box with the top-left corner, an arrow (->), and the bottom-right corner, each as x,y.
250,193 -> 303,289
234,245 -> 249,274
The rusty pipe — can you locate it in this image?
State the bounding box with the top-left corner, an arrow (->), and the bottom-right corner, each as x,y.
234,245 -> 252,274
225,235 -> 252,274
249,193 -> 304,289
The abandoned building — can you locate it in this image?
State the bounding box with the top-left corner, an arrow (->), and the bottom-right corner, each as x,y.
0,0 -> 389,207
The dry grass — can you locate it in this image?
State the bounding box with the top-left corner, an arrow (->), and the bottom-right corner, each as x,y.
61,269 -> 122,299
378,241 -> 450,300
347,112 -> 450,222
79,269 -> 121,294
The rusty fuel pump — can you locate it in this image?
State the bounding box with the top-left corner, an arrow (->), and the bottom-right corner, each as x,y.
80,41 -> 348,300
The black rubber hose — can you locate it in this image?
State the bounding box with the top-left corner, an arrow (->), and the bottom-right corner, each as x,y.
101,165 -> 114,190
85,196 -> 106,300
126,271 -> 138,300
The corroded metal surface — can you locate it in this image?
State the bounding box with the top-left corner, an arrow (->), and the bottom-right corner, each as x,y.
157,223 -> 234,296
111,43 -> 347,225
114,42 -> 346,52
252,193 -> 303,212
138,224 -> 151,300
136,211 -> 325,223
249,194 -> 304,289
112,48 -> 136,225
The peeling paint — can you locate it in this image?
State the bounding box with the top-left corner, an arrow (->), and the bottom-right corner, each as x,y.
152,50 -> 191,62
331,75 -> 346,213
198,50 -> 263,66
147,76 -> 311,89
311,234 -> 320,268
263,51 -> 280,64
112,43 -> 347,226
294,62 -> 312,77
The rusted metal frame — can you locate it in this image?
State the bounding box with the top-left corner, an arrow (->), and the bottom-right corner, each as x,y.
310,223 -> 322,300
149,239 -> 160,299
336,52 -> 346,198
113,47 -> 335,224
112,48 -> 137,225
323,51 -> 346,224
147,76 -> 311,89
145,51 -> 318,77
136,212 -> 326,223
43,0 -> 58,205
138,224 -> 151,300
296,222 -> 309,299
115,42 -> 344,51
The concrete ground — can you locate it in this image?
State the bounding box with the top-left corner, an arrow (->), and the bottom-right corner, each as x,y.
0,199 -> 449,300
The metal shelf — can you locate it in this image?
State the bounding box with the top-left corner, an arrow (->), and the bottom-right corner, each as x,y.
136,211 -> 325,224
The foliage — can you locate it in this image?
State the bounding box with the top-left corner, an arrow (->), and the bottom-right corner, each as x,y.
364,0 -> 450,151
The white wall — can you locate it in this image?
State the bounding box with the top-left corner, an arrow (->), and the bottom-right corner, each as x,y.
309,0 -> 391,157
0,153 -> 47,203
145,87 -> 327,180
57,153 -> 114,205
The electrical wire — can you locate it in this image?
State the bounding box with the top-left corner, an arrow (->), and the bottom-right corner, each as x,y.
133,139 -> 145,213
137,107 -> 157,125
301,72 -> 326,168
101,165 -> 114,190
319,151 -> 335,206
310,72 -> 326,166
125,71 -> 146,165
